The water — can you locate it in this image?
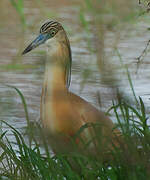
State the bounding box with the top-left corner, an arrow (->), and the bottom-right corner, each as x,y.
0,1 -> 150,140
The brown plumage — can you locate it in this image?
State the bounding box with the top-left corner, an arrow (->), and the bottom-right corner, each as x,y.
22,20 -> 122,155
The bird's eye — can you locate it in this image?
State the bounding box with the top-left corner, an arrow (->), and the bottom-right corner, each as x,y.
50,29 -> 56,36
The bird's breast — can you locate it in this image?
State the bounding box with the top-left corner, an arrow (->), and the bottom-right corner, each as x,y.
41,74 -> 78,136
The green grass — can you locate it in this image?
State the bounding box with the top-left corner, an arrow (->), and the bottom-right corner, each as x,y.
0,64 -> 39,71
0,84 -> 150,179
80,0 -> 139,31
9,0 -> 26,29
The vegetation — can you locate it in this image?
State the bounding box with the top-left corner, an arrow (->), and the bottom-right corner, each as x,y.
0,85 -> 150,179
0,0 -> 150,179
9,0 -> 26,29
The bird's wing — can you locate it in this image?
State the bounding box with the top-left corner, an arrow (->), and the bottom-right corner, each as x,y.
69,92 -> 122,147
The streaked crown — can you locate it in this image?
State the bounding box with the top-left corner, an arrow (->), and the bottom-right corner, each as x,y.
40,21 -> 63,37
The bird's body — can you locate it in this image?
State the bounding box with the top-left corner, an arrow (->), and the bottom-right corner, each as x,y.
23,21 -> 121,154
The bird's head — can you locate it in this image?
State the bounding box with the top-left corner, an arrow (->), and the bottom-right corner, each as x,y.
22,21 -> 66,55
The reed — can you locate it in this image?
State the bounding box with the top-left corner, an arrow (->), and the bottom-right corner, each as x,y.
9,0 -> 26,29
0,83 -> 150,179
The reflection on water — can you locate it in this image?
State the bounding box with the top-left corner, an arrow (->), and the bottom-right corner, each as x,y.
0,1 -> 150,137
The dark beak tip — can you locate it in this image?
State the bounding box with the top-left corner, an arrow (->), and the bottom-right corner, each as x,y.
22,44 -> 33,55
22,33 -> 46,55
22,50 -> 26,55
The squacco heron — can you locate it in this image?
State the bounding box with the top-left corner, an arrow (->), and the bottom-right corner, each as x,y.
22,21 -> 121,155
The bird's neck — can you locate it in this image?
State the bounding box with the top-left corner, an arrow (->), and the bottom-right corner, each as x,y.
44,61 -> 66,94
41,44 -> 71,129
43,42 -> 71,96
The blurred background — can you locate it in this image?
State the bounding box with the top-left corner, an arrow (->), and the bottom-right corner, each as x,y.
0,0 -> 150,135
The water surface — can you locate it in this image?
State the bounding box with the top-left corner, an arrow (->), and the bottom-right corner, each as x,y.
0,1 -> 150,139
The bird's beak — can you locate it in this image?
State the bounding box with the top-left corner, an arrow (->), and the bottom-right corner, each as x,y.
22,34 -> 48,55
